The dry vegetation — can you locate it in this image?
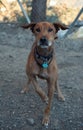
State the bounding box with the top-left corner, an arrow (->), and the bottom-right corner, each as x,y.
0,1 -> 83,24
47,4 -> 83,24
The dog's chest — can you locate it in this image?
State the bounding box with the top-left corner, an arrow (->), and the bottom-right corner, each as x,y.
37,69 -> 49,79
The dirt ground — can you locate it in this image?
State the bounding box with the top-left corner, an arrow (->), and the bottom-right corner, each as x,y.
0,23 -> 83,130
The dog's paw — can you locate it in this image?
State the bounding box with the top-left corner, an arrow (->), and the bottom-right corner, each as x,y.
42,116 -> 49,128
20,87 -> 29,94
20,89 -> 26,94
58,95 -> 65,102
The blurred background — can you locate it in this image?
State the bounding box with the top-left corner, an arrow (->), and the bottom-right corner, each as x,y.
0,0 -> 83,25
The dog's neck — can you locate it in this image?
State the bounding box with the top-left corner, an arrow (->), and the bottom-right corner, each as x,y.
34,46 -> 53,68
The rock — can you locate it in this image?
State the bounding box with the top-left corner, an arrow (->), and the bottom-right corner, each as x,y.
27,118 -> 35,126
68,27 -> 83,39
57,29 -> 68,38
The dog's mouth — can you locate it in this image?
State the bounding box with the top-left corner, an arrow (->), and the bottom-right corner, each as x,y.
39,43 -> 48,48
37,36 -> 53,48
38,38 -> 52,48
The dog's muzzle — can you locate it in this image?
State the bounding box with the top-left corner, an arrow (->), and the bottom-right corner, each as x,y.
38,36 -> 52,48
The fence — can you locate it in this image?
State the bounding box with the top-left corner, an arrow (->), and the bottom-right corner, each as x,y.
0,0 -> 83,26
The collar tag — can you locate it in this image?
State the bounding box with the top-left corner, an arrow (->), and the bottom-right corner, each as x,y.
42,63 -> 48,68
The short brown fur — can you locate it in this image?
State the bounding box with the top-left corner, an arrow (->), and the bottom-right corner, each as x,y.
21,22 -> 68,126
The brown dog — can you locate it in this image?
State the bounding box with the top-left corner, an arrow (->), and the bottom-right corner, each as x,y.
21,22 -> 68,126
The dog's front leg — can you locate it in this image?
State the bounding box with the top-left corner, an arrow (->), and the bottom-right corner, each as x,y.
21,78 -> 31,94
42,79 -> 55,126
55,81 -> 65,101
31,75 -> 48,103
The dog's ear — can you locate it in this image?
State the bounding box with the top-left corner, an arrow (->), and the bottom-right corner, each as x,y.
21,23 -> 36,33
53,23 -> 68,32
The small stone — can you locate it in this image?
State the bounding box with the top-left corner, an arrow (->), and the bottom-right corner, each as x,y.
27,118 -> 35,126
30,104 -> 35,108
13,124 -> 17,128
69,120 -> 72,123
12,111 -> 15,114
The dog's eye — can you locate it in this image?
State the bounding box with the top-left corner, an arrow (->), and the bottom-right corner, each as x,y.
36,28 -> 41,32
48,28 -> 53,32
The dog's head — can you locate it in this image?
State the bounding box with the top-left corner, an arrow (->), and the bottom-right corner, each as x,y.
21,22 -> 68,48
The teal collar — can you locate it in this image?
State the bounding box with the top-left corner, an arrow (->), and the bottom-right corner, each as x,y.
34,47 -> 53,68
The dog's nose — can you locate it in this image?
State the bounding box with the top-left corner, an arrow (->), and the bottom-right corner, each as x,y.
40,36 -> 47,43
